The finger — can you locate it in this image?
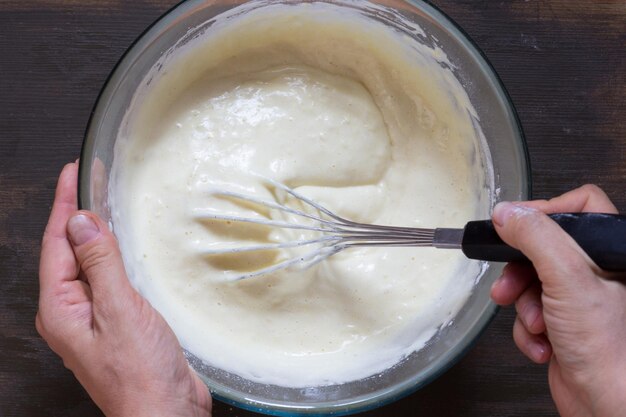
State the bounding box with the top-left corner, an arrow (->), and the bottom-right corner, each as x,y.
490,262 -> 537,306
515,283 -> 546,335
36,279 -> 93,341
40,162 -> 80,300
513,316 -> 552,364
492,202 -> 599,293
66,211 -> 136,318
515,184 -> 618,214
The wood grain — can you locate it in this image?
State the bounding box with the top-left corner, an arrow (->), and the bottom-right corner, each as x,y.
0,1 -> 624,416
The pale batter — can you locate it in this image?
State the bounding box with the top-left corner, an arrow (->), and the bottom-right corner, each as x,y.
111,2 -> 492,387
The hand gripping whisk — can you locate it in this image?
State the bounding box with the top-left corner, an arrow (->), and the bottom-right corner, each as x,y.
195,179 -> 626,281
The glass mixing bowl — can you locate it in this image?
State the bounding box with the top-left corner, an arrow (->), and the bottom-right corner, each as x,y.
79,0 -> 530,415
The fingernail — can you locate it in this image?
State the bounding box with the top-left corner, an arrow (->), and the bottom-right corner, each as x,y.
68,214 -> 100,246
522,303 -> 542,331
490,274 -> 505,292
530,339 -> 548,362
492,202 -> 534,227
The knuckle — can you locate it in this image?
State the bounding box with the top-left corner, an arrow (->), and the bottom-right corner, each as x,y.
510,207 -> 546,237
79,240 -> 117,274
35,309 -> 56,341
579,183 -> 601,194
579,183 -> 607,200
36,309 -> 82,359
512,317 -> 526,346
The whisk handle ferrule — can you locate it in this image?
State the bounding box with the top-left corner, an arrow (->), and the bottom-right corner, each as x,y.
461,213 -> 626,272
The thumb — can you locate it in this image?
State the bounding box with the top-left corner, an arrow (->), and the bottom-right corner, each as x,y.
67,211 -> 136,310
492,202 -> 599,292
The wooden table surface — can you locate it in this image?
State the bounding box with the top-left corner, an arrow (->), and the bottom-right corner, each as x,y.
1,1 -> 624,416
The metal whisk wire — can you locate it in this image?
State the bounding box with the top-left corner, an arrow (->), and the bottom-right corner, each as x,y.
195,178 -> 436,281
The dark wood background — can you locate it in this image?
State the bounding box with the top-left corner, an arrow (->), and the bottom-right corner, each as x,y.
1,1 -> 624,416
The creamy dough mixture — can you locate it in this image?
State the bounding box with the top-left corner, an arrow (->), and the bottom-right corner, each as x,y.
111,2 -> 492,387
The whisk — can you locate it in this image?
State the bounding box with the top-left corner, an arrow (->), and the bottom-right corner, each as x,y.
195,178 -> 626,281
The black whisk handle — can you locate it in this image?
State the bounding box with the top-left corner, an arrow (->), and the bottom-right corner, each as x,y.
461,213 -> 626,272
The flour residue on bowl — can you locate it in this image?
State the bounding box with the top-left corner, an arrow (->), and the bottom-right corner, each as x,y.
110,2 -> 492,387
